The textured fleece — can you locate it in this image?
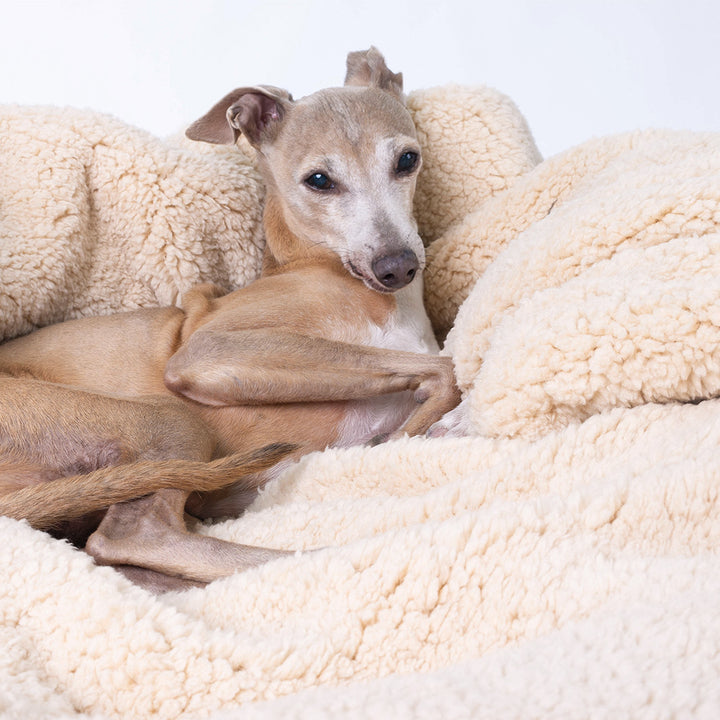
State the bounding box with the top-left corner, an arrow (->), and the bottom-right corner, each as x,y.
0,105 -> 265,341
1,84 -> 720,719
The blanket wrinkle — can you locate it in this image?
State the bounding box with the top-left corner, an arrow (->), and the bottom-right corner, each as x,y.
0,105 -> 265,342
2,83 -> 720,718
408,85 -> 542,246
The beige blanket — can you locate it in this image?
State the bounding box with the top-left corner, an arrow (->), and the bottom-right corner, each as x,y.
2,84 -> 719,719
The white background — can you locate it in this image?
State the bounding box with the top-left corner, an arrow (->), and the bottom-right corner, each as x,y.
1,0 -> 718,157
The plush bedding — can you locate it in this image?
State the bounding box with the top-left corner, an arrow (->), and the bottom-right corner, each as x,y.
1,82 -> 719,719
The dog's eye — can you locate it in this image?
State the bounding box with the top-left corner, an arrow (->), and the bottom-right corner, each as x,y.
396,151 -> 419,174
305,172 -> 335,191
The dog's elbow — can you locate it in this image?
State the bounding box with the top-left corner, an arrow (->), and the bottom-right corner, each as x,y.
163,366 -> 185,395
163,361 -> 233,407
164,355 -> 196,399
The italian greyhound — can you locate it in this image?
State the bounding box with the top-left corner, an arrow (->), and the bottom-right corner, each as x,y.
0,48 -> 460,591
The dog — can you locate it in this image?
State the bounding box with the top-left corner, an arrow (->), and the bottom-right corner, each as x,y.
0,48 -> 460,591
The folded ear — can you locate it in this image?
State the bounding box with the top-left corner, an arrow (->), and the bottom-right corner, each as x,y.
344,46 -> 404,101
186,85 -> 293,147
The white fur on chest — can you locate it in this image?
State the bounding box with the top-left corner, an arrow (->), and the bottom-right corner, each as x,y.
335,280 -> 438,447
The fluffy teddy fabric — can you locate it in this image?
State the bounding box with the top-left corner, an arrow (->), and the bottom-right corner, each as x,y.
2,83 -> 720,719
0,106 -> 265,342
437,129 -> 720,440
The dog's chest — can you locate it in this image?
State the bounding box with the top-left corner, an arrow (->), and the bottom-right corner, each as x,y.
334,288 -> 438,447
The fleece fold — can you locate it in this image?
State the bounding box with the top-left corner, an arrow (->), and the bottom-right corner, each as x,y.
1,85 -> 719,718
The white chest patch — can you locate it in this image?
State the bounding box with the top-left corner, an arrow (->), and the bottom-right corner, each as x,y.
335,282 -> 439,447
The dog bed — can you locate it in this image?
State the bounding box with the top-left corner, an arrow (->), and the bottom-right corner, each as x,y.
1,82 -> 719,719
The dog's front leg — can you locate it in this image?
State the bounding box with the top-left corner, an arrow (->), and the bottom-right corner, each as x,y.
165,329 -> 460,436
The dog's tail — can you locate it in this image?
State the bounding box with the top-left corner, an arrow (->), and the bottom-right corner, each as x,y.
0,443 -> 296,531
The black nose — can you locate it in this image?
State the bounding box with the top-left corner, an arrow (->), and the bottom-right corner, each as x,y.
371,249 -> 419,290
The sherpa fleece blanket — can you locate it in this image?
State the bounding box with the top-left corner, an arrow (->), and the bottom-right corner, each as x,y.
2,84 -> 720,719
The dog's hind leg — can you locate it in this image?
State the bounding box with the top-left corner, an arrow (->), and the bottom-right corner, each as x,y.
115,565 -> 207,593
85,488 -> 290,585
0,377 -> 217,482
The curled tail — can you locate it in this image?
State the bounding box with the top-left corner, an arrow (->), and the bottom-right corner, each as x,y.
0,443 -> 296,531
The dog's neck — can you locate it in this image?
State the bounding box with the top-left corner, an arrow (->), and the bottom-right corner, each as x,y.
260,193 -> 343,275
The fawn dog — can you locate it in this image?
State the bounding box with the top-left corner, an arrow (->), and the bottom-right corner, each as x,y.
0,48 -> 459,590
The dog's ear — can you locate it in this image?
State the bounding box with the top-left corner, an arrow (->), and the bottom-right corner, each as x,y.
186,86 -> 293,147
344,46 -> 404,101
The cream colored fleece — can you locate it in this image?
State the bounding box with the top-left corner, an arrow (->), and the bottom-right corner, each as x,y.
442,129 -> 720,438
0,105 -> 265,341
1,84 -> 720,719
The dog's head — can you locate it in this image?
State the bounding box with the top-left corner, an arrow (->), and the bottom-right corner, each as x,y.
187,47 -> 424,293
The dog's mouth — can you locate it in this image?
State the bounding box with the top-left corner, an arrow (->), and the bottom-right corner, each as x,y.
346,254 -> 422,294
346,260 -> 396,293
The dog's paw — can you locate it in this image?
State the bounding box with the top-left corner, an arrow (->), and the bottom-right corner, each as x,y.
426,398 -> 472,438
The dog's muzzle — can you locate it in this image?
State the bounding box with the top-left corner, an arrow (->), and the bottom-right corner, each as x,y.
371,249 -> 419,290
